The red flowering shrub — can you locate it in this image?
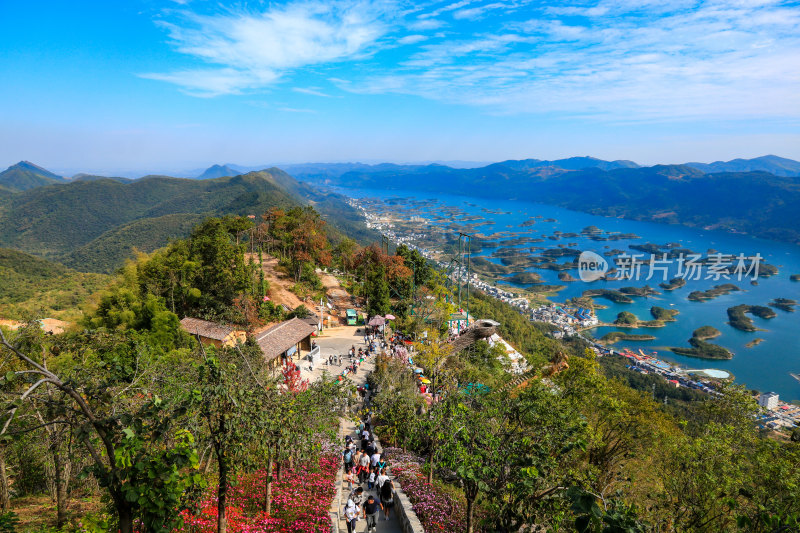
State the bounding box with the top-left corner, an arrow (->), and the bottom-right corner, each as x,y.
176,455 -> 338,533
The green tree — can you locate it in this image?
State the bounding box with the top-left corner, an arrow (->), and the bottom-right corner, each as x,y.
0,326 -> 202,533
193,344 -> 266,533
397,244 -> 433,288
366,262 -> 391,317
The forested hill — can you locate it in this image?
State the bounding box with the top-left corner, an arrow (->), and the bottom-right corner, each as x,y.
0,169 -> 377,273
0,248 -> 108,320
296,162 -> 800,244
0,161 -> 66,191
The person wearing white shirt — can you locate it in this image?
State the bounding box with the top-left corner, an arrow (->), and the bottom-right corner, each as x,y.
375,469 -> 389,492
344,498 -> 359,533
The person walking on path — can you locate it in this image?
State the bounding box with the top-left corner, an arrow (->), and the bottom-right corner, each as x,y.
344,497 -> 359,533
370,450 -> 381,470
344,470 -> 356,490
357,448 -> 371,483
343,446 -> 354,474
375,468 -> 389,493
362,495 -> 382,533
348,486 -> 365,508
380,478 -> 395,521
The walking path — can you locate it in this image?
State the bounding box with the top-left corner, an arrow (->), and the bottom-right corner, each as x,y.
314,326 -> 404,533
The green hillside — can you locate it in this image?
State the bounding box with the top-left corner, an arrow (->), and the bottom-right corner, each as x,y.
0,168 -> 377,273
0,161 -> 63,191
0,248 -> 109,320
62,213 -> 209,272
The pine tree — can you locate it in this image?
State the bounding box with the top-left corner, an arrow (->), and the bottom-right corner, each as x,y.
366,263 -> 390,317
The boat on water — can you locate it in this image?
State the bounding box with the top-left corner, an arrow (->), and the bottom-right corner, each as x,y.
791,373 -> 800,384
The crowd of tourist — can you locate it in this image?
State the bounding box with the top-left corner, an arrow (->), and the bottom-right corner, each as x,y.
342,416 -> 395,533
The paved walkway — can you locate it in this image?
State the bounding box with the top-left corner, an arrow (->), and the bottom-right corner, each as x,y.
313,327 -> 403,533
300,325 -> 380,384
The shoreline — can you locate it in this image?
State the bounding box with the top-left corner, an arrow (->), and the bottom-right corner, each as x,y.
347,192 -> 800,402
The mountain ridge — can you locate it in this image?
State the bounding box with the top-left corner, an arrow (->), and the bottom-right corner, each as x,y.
0,168 -> 377,272
0,161 -> 66,191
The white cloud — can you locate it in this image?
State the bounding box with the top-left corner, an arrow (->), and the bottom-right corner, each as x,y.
343,0 -> 800,121
141,67 -> 279,97
397,34 -> 429,45
408,18 -> 447,30
293,87 -> 333,97
145,0 -> 800,122
453,2 -> 514,20
142,0 -> 392,96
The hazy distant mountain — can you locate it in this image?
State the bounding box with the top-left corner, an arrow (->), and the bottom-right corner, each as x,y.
279,162 -> 431,182
302,160 -> 800,244
196,164 -> 240,180
0,161 -> 64,191
285,157 -> 639,185
72,173 -> 132,183
498,156 -> 640,172
685,155 -> 800,177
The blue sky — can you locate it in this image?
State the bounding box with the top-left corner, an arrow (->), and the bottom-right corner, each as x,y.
1,0 -> 799,175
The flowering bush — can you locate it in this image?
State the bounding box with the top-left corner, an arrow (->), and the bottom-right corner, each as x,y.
176,455 -> 338,533
382,447 -> 467,532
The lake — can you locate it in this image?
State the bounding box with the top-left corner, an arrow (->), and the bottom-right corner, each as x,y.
341,187 -> 800,401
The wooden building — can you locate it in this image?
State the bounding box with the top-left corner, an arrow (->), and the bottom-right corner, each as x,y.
180,317 -> 245,347
255,317 -> 317,370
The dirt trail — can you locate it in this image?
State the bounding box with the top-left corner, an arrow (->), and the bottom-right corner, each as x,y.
246,253 -> 306,309
246,254 -> 358,325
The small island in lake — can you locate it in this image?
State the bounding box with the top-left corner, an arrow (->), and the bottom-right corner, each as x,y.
769,298 -> 797,312
659,277 -> 687,291
619,285 -> 661,297
599,332 -> 657,344
745,338 -> 765,348
791,274 -> 800,282
558,272 -> 576,282
651,306 -> 679,321
611,311 -> 665,328
727,304 -> 777,332
504,272 -> 542,285
583,289 -> 634,304
687,283 -> 740,301
671,328 -> 733,359
692,325 -> 721,340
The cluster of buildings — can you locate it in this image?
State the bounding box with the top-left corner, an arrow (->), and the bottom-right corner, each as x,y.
757,391 -> 800,430
529,304 -> 599,335
620,349 -> 723,395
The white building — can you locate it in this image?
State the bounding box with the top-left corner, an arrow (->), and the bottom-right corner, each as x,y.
758,392 -> 779,410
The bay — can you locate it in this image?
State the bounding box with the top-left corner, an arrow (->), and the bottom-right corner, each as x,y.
340,187 -> 800,401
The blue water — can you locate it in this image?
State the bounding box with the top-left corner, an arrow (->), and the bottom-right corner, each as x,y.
341,187 -> 800,401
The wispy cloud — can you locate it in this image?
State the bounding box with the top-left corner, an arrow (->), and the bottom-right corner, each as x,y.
346,0 -> 800,121
142,0 -> 393,96
144,0 -> 800,122
397,34 -> 428,45
293,87 -> 333,97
